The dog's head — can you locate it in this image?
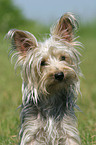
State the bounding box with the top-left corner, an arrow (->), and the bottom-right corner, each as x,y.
7,13 -> 81,96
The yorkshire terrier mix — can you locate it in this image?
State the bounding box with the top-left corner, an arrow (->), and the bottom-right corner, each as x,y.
7,13 -> 82,145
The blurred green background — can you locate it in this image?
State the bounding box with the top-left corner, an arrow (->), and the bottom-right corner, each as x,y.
0,0 -> 96,144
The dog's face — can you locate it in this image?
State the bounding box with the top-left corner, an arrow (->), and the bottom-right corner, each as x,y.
7,13 -> 80,95
32,41 -> 79,94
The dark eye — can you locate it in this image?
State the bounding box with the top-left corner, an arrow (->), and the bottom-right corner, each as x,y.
61,56 -> 66,61
41,60 -> 47,66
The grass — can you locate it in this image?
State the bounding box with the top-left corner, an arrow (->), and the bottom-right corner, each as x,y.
77,36 -> 96,145
0,23 -> 96,144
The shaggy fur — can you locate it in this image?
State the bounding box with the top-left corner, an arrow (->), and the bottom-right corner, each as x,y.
7,12 -> 82,145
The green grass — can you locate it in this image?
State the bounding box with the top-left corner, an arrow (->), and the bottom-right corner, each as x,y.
0,24 -> 96,144
77,35 -> 96,145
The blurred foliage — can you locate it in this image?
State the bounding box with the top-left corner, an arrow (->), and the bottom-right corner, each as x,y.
0,0 -> 27,33
0,0 -> 50,39
79,21 -> 96,38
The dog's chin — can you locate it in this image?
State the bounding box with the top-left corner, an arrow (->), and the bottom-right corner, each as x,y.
46,80 -> 71,95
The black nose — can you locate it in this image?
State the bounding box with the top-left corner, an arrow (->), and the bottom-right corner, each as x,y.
55,72 -> 64,81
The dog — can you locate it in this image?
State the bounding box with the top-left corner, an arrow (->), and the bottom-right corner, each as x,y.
7,12 -> 82,145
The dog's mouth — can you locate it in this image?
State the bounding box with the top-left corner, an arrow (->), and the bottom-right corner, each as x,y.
38,68 -> 78,95
46,78 -> 76,95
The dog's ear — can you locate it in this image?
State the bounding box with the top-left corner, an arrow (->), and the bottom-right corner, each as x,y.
51,13 -> 78,42
7,29 -> 38,55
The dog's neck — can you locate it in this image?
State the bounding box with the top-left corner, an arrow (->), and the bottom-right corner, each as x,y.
22,83 -> 77,121
37,87 -> 76,120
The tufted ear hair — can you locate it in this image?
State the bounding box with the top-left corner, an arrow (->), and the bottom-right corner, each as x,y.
51,13 -> 78,42
7,29 -> 38,56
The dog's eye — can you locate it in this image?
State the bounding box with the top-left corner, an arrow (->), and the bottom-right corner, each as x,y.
41,60 -> 47,66
60,56 -> 66,61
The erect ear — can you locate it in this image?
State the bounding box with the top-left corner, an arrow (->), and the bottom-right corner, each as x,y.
51,13 -> 78,42
7,29 -> 38,55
